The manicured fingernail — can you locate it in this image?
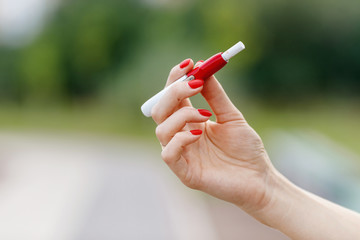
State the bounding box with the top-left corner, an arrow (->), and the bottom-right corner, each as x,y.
198,109 -> 212,117
180,59 -> 191,68
190,129 -> 202,135
188,79 -> 204,89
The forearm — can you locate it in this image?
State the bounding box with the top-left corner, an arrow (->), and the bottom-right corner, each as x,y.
250,169 -> 360,240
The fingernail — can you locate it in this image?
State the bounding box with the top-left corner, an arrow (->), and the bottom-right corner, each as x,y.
198,109 -> 212,117
188,79 -> 204,89
190,129 -> 202,135
180,59 -> 191,68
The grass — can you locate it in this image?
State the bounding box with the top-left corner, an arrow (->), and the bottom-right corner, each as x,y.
244,103 -> 360,156
0,104 -> 155,139
0,102 -> 359,155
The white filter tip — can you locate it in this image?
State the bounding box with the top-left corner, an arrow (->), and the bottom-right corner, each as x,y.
222,41 -> 245,61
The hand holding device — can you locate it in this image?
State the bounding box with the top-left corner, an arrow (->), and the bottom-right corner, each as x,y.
148,41 -> 360,240
141,41 -> 245,117
150,43 -> 274,220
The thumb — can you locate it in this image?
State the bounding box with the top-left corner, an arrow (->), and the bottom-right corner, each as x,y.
201,75 -> 244,123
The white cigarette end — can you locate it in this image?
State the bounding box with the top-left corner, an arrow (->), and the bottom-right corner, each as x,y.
222,41 -> 245,61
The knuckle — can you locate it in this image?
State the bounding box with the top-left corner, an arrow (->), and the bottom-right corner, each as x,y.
161,150 -> 172,164
155,125 -> 163,138
155,125 -> 168,145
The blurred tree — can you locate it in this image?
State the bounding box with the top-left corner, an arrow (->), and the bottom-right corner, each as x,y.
14,0 -> 147,104
189,0 -> 265,69
0,48 -> 19,101
244,0 -> 360,103
0,0 -> 359,108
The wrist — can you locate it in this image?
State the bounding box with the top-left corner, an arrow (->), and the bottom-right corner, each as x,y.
248,167 -> 302,228
246,166 -> 360,240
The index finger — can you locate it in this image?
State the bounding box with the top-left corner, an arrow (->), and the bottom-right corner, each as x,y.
165,58 -> 195,109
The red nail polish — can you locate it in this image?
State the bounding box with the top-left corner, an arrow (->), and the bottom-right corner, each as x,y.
198,109 -> 212,117
190,129 -> 202,135
180,59 -> 190,68
188,79 -> 204,89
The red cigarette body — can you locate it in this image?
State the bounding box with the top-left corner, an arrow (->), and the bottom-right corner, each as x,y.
186,53 -> 227,80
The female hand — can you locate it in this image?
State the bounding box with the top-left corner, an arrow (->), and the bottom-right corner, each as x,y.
151,58 -> 276,215
151,59 -> 360,240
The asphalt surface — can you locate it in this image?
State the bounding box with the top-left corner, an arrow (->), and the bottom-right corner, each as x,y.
4,130 -> 358,239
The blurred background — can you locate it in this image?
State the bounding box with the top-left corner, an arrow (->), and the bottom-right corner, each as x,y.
0,0 -> 359,239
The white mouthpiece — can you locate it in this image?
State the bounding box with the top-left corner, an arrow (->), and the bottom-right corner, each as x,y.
221,41 -> 245,61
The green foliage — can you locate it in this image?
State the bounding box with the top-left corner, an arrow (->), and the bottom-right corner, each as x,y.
0,48 -> 19,101
245,0 -> 360,102
3,0 -> 147,104
0,0 -> 359,107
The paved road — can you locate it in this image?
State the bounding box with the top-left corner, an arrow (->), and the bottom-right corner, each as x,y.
266,129 -> 360,212
0,132 -> 289,240
1,130 -> 359,240
3,130 -> 359,239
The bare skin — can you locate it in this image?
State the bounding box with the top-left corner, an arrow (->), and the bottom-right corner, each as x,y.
151,59 -> 360,239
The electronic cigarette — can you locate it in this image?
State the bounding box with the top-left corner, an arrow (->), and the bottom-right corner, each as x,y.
141,41 -> 245,117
